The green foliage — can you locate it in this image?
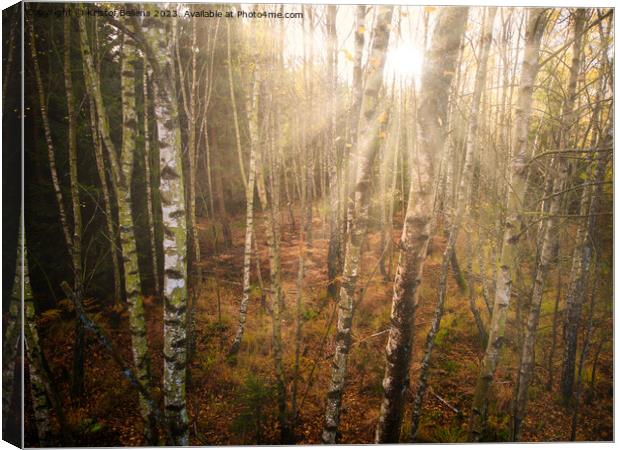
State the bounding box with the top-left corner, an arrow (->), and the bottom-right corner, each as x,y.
485,414 -> 511,441
439,358 -> 460,374
431,423 -> 467,443
250,284 -> 262,299
76,417 -> 105,435
435,328 -> 451,348
230,374 -> 275,444
198,350 -> 218,374
529,384 -> 543,402
301,307 -> 318,322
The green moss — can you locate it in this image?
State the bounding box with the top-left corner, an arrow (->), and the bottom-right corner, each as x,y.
439,358 -> 460,374
435,327 -> 451,348
431,423 -> 467,443
230,374 -> 275,444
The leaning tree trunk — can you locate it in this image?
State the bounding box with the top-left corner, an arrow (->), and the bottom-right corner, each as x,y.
27,16 -> 72,252
142,17 -> 190,446
468,8 -> 549,442
321,6 -> 394,444
79,17 -> 157,444
409,7 -> 494,442
374,7 -> 469,443
30,12 -> 86,400
512,9 -> 585,440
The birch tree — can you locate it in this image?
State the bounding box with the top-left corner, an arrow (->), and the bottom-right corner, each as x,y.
560,127 -> 612,404
409,7 -> 495,441
64,12 -> 86,399
374,7 -> 469,443
228,18 -> 259,358
29,12 -> 87,398
79,16 -> 157,444
142,16 -> 190,445
326,5 -> 342,298
560,12 -> 613,404
2,229 -> 22,437
512,9 -> 586,439
24,232 -> 53,446
468,8 -> 549,441
142,58 -> 161,296
321,6 -> 394,443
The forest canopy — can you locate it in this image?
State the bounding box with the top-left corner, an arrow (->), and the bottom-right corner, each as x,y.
2,3 -> 614,446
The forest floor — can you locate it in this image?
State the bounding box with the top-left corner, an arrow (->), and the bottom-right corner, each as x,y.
25,205 -> 613,446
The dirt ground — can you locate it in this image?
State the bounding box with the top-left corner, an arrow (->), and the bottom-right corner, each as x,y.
24,207 -> 613,446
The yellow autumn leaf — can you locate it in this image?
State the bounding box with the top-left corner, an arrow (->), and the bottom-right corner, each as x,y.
424,6 -> 437,14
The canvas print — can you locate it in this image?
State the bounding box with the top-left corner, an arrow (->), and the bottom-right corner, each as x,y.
2,2 -> 614,446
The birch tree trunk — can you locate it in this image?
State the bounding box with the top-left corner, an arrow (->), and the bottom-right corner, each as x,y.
229,18 -> 259,357
560,16 -> 612,404
142,16 -> 190,445
560,130 -> 611,403
79,17 -> 157,444
512,9 -> 585,439
225,20 -> 248,192
409,8 -> 494,441
87,91 -> 123,307
255,115 -> 289,443
27,16 -> 72,252
570,272 -> 598,440
303,5 -> 315,245
81,17 -> 122,307
321,7 -> 394,443
2,226 -> 23,435
119,26 -> 158,444
374,7 -> 469,443
344,5 -> 367,236
467,8 -> 549,442
291,121 -> 308,427
188,20 -> 201,267
326,5 -> 342,299
64,13 -> 86,399
142,58 -> 161,296
24,239 -> 52,446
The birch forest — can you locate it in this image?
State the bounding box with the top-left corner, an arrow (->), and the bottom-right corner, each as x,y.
2,2 -> 614,446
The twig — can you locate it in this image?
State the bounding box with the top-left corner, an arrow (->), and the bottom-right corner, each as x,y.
429,386 -> 459,414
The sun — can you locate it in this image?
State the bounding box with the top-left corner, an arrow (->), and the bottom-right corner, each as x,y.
386,43 -> 424,79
